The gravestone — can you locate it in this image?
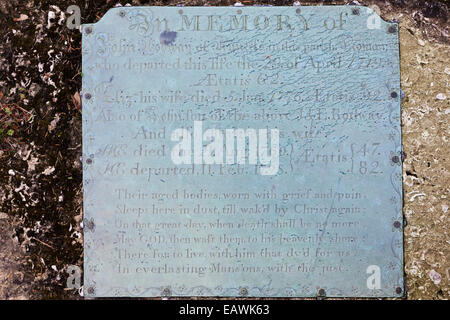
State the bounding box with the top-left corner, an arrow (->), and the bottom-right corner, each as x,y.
82,5 -> 403,297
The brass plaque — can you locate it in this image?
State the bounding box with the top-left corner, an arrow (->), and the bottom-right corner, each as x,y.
82,6 -> 403,297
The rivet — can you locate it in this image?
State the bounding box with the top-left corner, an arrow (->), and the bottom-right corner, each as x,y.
85,27 -> 92,34
162,287 -> 171,296
178,9 -> 183,15
87,286 -> 95,294
237,9 -> 242,15
318,288 -> 326,296
239,287 -> 248,296
352,8 -> 360,15
393,221 -> 401,228
391,91 -> 398,98
119,10 -> 125,17
395,287 -> 402,294
388,25 -> 397,34
296,9 -> 301,14
86,158 -> 93,165
84,92 -> 92,100
85,219 -> 95,230
392,155 -> 399,163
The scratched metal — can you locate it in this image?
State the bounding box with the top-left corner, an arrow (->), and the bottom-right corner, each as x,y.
82,6 -> 403,297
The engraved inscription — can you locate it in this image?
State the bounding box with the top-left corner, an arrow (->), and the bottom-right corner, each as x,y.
82,6 -> 403,297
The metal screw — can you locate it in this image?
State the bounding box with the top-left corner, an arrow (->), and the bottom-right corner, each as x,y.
87,286 -> 95,294
318,288 -> 326,296
388,25 -> 397,34
393,221 -> 401,228
85,219 -> 95,230
391,91 -> 398,98
86,158 -> 93,165
352,8 -> 360,15
392,155 -> 399,163
395,287 -> 402,294
84,92 -> 92,100
239,287 -> 248,296
85,27 -> 92,34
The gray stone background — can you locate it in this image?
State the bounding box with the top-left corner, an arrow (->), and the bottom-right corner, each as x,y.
0,0 -> 448,299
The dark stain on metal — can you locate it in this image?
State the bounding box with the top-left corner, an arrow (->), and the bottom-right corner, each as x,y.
393,221 -> 401,228
160,31 -> 177,46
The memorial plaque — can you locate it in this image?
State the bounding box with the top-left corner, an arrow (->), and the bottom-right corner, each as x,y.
82,6 -> 403,297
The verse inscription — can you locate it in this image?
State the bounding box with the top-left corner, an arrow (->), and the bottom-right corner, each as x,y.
82,6 -> 403,297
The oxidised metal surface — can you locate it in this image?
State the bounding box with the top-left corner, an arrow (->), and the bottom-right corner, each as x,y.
82,6 -> 403,297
